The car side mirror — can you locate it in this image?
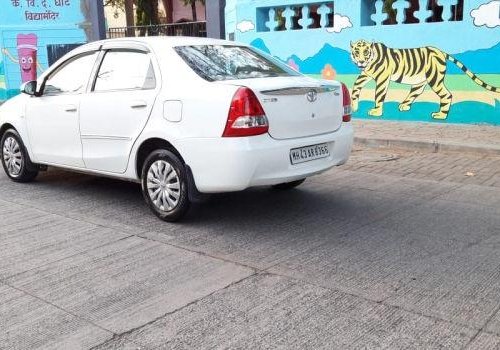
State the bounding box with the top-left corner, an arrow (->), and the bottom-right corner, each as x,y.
20,81 -> 38,96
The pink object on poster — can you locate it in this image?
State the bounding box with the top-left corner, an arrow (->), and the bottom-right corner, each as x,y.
17,33 -> 38,82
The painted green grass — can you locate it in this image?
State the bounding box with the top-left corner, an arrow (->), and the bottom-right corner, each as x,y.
355,100 -> 500,126
310,74 -> 500,92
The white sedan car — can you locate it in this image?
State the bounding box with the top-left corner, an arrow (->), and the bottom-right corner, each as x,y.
0,37 -> 353,221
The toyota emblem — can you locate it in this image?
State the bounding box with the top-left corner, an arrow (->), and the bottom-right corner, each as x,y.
306,90 -> 317,103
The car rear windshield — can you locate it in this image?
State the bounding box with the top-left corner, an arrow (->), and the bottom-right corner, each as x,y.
174,45 -> 300,81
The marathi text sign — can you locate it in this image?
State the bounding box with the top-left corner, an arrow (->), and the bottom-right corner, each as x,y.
6,0 -> 80,24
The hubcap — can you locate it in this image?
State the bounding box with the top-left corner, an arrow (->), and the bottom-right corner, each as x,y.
146,160 -> 181,212
2,137 -> 23,176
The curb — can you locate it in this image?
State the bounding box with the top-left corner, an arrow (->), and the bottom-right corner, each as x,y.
354,137 -> 500,156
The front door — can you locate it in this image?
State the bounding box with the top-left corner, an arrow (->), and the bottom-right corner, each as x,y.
25,52 -> 98,167
79,49 -> 158,173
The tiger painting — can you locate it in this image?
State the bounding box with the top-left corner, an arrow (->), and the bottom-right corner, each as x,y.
350,40 -> 499,119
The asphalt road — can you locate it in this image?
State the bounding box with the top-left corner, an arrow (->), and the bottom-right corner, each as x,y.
1,147 -> 500,350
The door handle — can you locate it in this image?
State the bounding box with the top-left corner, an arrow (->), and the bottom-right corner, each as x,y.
130,101 -> 147,109
65,105 -> 77,112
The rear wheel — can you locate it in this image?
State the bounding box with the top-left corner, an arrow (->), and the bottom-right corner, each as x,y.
1,129 -> 38,182
141,149 -> 190,222
271,178 -> 306,190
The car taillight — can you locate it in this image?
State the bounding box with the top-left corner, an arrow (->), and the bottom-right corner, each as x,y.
222,87 -> 269,137
341,83 -> 352,123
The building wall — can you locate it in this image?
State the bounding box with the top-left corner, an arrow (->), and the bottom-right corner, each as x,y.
104,1 -> 206,28
171,1 -> 206,22
0,0 -> 101,101
105,5 -> 126,28
226,0 -> 500,125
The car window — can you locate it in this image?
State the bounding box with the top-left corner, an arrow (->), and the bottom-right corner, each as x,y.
94,50 -> 156,92
174,45 -> 300,82
43,52 -> 98,95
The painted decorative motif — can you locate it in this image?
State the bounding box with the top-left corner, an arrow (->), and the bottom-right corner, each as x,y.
350,40 -> 499,119
321,63 -> 336,80
226,0 -> 500,125
2,34 -> 43,83
471,1 -> 500,28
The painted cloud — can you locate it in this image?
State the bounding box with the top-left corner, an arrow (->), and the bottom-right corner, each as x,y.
236,20 -> 255,33
471,1 -> 500,28
326,14 -> 353,33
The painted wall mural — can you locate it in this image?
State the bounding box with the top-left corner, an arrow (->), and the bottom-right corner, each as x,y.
350,40 -> 499,120
0,0 -> 99,101
225,0 -> 500,125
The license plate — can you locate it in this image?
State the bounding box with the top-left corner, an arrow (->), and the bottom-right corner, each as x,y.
290,143 -> 330,165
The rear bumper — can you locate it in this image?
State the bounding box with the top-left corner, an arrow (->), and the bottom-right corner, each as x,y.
176,122 -> 354,193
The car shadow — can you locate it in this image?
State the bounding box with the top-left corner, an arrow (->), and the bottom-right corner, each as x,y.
14,168 -> 405,236
0,168 -> 424,269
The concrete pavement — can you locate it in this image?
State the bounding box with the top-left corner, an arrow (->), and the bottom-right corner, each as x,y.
1,147 -> 500,349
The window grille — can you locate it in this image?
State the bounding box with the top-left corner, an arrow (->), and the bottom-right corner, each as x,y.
256,2 -> 334,32
362,0 -> 464,26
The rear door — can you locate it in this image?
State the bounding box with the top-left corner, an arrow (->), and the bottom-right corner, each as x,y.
78,48 -> 158,173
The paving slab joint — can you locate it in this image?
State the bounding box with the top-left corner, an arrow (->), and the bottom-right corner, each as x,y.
88,271 -> 258,350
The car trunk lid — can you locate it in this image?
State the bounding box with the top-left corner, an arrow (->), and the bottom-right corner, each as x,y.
217,76 -> 343,140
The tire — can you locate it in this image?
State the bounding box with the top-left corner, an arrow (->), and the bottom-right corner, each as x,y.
1,129 -> 38,183
271,178 -> 306,190
141,149 -> 190,222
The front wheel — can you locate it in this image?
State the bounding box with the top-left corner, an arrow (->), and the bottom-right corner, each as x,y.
1,129 -> 38,182
271,178 -> 306,190
141,149 -> 190,222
